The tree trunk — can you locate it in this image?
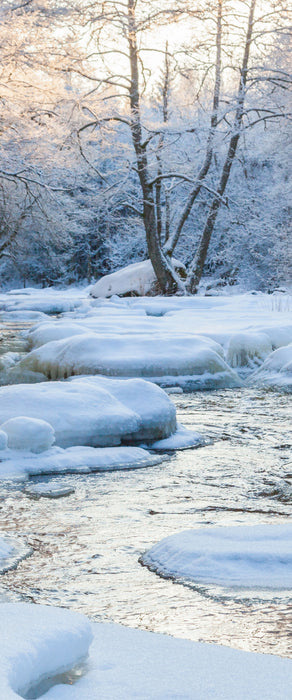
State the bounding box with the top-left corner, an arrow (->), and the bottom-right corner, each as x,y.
187,0 -> 257,293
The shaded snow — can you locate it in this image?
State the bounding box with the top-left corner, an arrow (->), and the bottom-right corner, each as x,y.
141,524 -> 292,589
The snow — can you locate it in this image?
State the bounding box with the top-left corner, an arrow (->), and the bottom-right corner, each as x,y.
0,603 -> 292,700
1,417 -> 55,453
0,286 -> 90,316
0,376 -> 176,448
90,258 -> 186,298
0,445 -> 165,481
20,332 -> 241,388
141,524 -> 292,589
150,424 -> 205,451
0,604 -> 92,700
0,429 -> 8,450
250,343 -> 292,389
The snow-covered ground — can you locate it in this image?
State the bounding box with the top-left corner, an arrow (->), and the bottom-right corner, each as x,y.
1,603 -> 292,700
1,286 -> 292,390
141,524 -> 292,589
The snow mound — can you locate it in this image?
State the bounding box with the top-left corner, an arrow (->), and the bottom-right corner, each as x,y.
90,258 -> 186,298
0,446 -> 165,481
0,377 -> 176,448
141,524 -> 292,589
249,343 -> 292,389
0,603 -> 92,700
19,332 -> 241,389
1,417 -> 55,453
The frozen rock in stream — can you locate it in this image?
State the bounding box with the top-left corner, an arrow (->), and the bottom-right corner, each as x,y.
0,446 -> 165,481
90,258 -> 186,298
141,524 -> 292,589
24,482 -> 75,498
1,417 -> 55,453
18,332 -> 241,389
249,343 -> 292,390
150,424 -> 205,451
0,376 -> 176,448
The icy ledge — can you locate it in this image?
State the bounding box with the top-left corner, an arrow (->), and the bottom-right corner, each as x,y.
141,524 -> 292,589
1,603 -> 292,699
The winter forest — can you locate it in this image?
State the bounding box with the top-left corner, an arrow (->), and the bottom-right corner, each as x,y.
0,0 -> 291,292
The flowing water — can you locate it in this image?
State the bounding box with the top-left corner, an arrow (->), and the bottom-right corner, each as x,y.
0,324 -> 291,658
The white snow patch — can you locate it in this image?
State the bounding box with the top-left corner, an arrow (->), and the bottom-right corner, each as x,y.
1,417 -> 55,453
0,603 -> 292,699
142,525 -> 292,589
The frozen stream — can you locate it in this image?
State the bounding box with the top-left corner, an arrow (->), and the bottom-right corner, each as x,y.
0,382 -> 291,657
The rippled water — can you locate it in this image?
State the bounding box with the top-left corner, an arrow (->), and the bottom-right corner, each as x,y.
0,385 -> 291,657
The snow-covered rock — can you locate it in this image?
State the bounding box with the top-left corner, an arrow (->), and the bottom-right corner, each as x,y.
0,603 -> 292,700
0,445 -> 165,481
0,376 -> 176,448
24,482 -> 75,498
249,343 -> 292,389
141,524 -> 292,589
19,332 -> 241,389
1,417 -> 55,453
90,258 -> 186,298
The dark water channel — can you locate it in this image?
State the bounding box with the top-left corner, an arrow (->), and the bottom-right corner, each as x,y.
0,377 -> 291,658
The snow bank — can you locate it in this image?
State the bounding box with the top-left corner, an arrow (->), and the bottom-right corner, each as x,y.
0,604 -> 92,700
90,258 -> 186,298
0,286 -> 90,315
19,333 -> 241,389
1,603 -> 292,700
249,343 -> 292,389
141,524 -> 292,589
1,417 -> 55,453
0,445 -> 165,481
0,377 -> 176,448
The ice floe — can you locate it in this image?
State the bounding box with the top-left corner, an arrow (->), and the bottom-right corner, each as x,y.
141,524 -> 292,589
150,424 -> 205,451
0,446 -> 165,481
0,603 -> 292,700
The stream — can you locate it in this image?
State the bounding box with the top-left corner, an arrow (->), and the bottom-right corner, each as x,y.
0,338 -> 291,658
